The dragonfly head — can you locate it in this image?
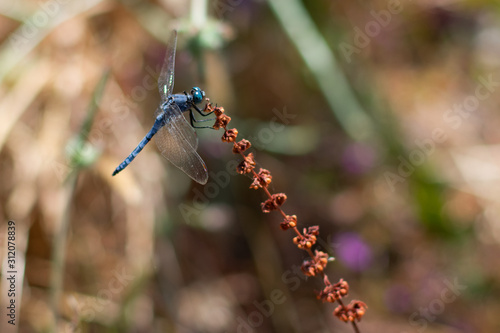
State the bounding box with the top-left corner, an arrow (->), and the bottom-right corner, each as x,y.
191,87 -> 205,104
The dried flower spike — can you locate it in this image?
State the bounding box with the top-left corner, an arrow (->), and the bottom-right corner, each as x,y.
317,279 -> 349,303
236,153 -> 256,174
222,128 -> 238,142
210,101 -> 366,332
280,215 -> 297,230
293,226 -> 319,249
261,193 -> 287,213
233,139 -> 251,154
213,106 -> 225,117
334,301 -> 368,323
301,250 -> 329,276
203,102 -> 214,113
250,168 -> 272,189
213,113 -> 231,130
211,105 -> 230,130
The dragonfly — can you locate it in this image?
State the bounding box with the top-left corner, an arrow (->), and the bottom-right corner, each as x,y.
112,31 -> 212,184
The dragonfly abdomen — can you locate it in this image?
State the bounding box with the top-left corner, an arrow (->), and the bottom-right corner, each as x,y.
111,117 -> 163,176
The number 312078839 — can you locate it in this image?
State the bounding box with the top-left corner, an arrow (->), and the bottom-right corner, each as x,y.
7,220 -> 16,268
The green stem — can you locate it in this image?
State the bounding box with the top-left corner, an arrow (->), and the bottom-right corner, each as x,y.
268,0 -> 374,141
49,172 -> 78,332
49,70 -> 109,331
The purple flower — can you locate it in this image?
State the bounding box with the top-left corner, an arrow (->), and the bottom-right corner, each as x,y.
334,232 -> 373,272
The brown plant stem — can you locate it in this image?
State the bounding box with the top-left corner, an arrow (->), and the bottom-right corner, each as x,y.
209,102 -> 366,332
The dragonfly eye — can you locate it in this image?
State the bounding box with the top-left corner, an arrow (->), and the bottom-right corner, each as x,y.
191,87 -> 205,104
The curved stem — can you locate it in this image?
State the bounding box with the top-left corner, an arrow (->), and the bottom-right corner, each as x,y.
267,0 -> 374,142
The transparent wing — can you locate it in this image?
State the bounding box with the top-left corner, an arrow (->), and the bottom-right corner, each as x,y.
157,30 -> 177,101
154,106 -> 198,150
154,105 -> 208,184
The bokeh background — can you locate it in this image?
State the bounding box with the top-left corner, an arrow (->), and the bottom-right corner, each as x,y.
1,0 -> 500,332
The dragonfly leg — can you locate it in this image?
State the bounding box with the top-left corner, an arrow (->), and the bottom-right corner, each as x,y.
189,109 -> 216,129
193,103 -> 214,117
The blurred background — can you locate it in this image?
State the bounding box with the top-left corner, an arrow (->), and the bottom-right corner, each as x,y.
1,0 -> 500,332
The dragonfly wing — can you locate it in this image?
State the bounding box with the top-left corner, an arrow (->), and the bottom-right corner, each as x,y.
154,104 -> 208,184
157,30 -> 177,101
154,104 -> 198,150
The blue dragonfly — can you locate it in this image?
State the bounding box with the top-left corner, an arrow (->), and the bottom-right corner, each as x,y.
112,31 -> 212,184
